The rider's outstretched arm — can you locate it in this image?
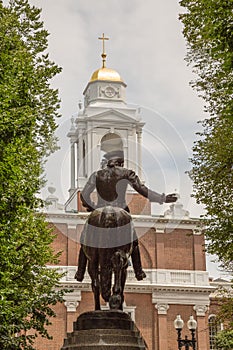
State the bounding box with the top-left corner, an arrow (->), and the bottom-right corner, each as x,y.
126,169 -> 177,204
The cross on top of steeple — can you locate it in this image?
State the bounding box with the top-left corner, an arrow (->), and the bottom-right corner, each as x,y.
98,33 -> 109,68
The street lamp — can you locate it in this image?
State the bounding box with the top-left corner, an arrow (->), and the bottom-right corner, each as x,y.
174,315 -> 197,350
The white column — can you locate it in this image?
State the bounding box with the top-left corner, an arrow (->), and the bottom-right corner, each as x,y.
70,141 -> 76,190
155,303 -> 169,350
78,132 -> 84,178
194,304 -> 209,350
137,130 -> 142,178
64,290 -> 82,333
92,130 -> 99,171
127,128 -> 135,171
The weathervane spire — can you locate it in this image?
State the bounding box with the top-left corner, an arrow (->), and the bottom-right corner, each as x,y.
98,33 -> 109,68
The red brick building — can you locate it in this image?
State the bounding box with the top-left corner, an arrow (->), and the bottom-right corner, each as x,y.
36,53 -> 219,350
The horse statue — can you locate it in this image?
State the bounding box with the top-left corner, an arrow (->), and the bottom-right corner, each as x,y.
75,150 -> 178,310
80,205 -> 135,310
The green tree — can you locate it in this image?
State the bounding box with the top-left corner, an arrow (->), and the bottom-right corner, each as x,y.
179,0 -> 233,268
189,116 -> 233,270
0,1 -> 65,349
179,0 -> 233,120
179,0 -> 233,346
215,330 -> 233,350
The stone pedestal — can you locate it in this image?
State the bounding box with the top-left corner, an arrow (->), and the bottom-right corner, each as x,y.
61,310 -> 148,349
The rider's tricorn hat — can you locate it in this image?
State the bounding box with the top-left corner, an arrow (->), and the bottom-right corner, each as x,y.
103,150 -> 124,161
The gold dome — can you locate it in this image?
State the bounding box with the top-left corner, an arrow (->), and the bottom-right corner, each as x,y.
90,67 -> 123,83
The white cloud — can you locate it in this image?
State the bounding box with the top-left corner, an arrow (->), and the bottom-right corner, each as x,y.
30,0 -> 204,207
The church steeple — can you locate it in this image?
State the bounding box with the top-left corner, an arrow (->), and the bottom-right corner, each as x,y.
66,36 -> 145,211
89,33 -> 124,83
83,34 -> 126,107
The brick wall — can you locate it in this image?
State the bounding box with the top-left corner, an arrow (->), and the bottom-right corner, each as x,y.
137,227 -> 206,271
38,214 -> 209,350
125,293 -> 154,350
33,303 -> 67,350
163,229 -> 195,270
127,193 -> 151,215
167,305 -> 194,350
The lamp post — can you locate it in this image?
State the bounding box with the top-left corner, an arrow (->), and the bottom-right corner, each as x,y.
174,315 -> 197,350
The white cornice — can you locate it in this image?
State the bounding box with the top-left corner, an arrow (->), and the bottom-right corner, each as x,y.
45,212 -> 202,233
83,108 -> 139,122
152,288 -> 211,315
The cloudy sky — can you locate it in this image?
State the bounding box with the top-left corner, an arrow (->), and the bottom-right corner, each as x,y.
26,0 -> 222,277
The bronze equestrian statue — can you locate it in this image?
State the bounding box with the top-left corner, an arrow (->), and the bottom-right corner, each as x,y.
75,150 -> 177,310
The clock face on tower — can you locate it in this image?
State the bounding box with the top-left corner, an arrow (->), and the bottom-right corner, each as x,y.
104,86 -> 116,98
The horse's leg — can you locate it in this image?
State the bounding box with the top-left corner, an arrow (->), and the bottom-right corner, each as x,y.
119,243 -> 132,309
120,267 -> 127,309
87,252 -> 101,310
109,250 -> 127,310
99,250 -> 112,303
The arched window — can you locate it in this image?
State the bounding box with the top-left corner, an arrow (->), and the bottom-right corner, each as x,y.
101,133 -> 123,153
209,315 -> 222,350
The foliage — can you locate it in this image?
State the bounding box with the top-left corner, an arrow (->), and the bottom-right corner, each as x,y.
179,0 -> 233,269
179,1 -> 233,346
189,116 -> 233,270
215,330 -> 233,350
216,292 -> 233,330
179,0 -> 233,119
0,1 -> 65,349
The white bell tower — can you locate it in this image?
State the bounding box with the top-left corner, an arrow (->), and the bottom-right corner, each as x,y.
66,34 -> 145,212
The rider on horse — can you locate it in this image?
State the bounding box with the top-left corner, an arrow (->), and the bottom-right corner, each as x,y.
75,150 -> 177,282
